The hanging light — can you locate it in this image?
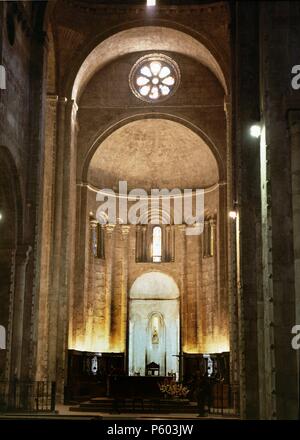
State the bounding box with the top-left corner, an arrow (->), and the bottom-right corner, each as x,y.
229,211 -> 237,220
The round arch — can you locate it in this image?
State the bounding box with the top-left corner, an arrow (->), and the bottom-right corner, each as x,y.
130,271 -> 179,300
82,113 -> 225,185
129,271 -> 180,376
65,22 -> 229,100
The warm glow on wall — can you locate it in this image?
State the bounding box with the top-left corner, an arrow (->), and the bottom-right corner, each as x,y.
203,337 -> 230,354
69,327 -> 125,353
69,325 -> 111,353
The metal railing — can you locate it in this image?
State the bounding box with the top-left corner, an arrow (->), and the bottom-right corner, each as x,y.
0,380 -> 56,412
209,382 -> 240,416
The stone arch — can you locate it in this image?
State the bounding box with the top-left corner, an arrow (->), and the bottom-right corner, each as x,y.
129,271 -> 180,376
129,271 -> 180,300
82,113 -> 225,185
65,23 -> 229,100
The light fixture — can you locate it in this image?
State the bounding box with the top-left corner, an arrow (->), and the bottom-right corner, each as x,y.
0,213 -> 2,221
250,124 -> 261,138
147,0 -> 156,6
229,210 -> 237,220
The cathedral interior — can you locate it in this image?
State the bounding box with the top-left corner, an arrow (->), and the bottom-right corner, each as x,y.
0,0 -> 300,421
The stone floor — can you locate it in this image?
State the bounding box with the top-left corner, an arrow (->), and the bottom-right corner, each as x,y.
0,404 -> 239,420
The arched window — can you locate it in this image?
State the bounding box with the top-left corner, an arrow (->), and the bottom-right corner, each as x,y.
136,225 -> 174,263
152,226 -> 162,262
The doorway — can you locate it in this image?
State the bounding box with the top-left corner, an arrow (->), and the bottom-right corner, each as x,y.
128,272 -> 180,377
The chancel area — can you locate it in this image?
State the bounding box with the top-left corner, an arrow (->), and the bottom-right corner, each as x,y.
0,0 -> 300,420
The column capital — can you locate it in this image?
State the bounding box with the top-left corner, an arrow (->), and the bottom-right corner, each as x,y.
58,96 -> 68,105
105,224 -> 115,235
178,224 -> 186,234
120,225 -> 131,240
46,94 -> 58,104
89,219 -> 98,229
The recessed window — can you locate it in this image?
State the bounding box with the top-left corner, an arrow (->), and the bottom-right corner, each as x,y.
136,224 -> 174,263
90,221 -> 105,259
152,226 -> 162,262
129,54 -> 180,103
203,217 -> 216,258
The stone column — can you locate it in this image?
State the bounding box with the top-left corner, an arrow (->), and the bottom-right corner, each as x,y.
259,2 -> 298,419
142,225 -> 147,261
288,111 -> 300,325
105,225 -> 115,350
178,225 -> 186,378
87,219 -> 98,350
10,245 -> 32,379
196,229 -> 203,351
23,30 -> 49,384
235,1 -> 261,419
35,93 -> 58,381
0,248 -> 16,381
48,97 -> 78,400
288,111 -> 300,405
225,95 -> 239,400
48,96 -> 68,382
72,184 -> 89,349
120,226 -> 130,369
217,184 -> 228,346
185,232 -> 198,352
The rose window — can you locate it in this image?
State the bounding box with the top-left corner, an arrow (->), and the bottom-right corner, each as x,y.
129,54 -> 180,103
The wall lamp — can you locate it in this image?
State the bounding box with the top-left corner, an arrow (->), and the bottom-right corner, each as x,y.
250,124 -> 261,138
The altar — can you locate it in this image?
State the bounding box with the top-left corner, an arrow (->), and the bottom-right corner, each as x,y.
108,375 -> 174,399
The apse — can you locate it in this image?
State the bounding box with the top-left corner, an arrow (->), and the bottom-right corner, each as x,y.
88,118 -> 219,192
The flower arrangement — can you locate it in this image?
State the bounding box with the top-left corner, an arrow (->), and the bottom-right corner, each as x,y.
158,380 -> 190,399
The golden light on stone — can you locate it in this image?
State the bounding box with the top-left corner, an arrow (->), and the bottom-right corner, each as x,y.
204,338 -> 230,354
